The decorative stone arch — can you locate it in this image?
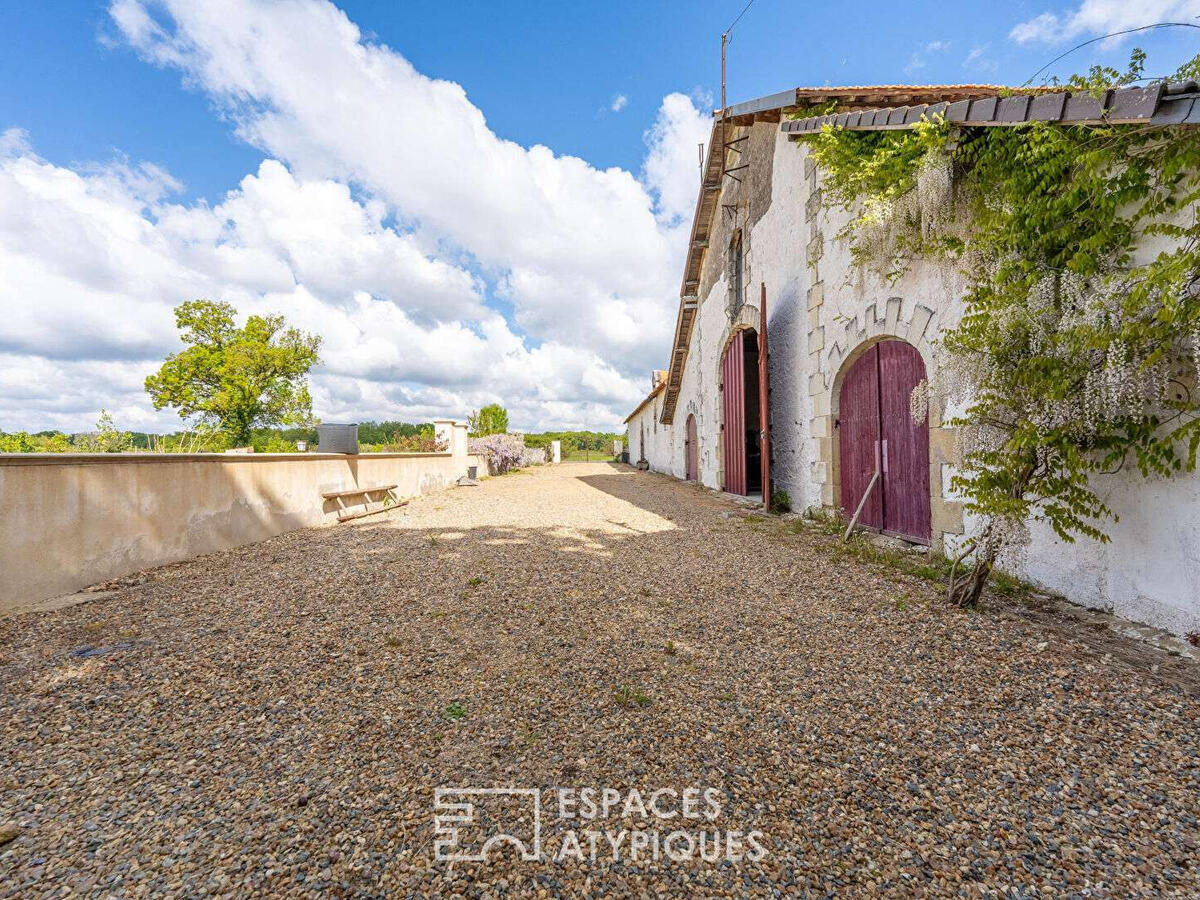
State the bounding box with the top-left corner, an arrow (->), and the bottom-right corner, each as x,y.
809,298 -> 963,551
713,303 -> 761,381
714,304 -> 761,492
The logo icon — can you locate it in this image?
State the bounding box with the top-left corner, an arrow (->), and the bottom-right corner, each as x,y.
433,788 -> 542,862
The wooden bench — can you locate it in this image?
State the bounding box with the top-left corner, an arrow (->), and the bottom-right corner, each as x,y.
320,483 -> 406,522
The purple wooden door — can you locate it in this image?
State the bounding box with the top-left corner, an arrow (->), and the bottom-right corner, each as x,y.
838,341 -> 931,543
838,348 -> 883,530
879,341 -> 930,542
721,336 -> 746,495
685,415 -> 698,481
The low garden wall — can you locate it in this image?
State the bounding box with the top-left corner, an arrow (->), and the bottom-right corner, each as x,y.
0,427 -> 476,615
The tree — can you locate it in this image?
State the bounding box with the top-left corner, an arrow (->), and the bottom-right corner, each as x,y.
74,410 -> 133,453
467,403 -> 509,436
145,300 -> 321,446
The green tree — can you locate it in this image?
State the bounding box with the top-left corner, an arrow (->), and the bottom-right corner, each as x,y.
468,403 -> 509,436
145,300 -> 322,446
74,410 -> 134,453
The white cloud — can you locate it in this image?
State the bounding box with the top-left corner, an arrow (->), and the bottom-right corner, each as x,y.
611,93 -> 629,112
1010,0 -> 1200,44
641,92 -> 712,229
963,44 -> 1000,74
904,40 -> 952,75
0,1 -> 713,433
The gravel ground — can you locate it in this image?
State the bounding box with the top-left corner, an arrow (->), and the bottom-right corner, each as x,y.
2,462 -> 1198,898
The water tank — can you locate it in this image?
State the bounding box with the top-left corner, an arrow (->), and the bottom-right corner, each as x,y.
316,423 -> 359,454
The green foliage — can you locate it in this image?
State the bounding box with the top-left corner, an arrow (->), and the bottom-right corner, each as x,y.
72,410 -> 134,453
770,489 -> 791,513
145,300 -> 322,446
442,701 -> 466,722
467,403 -> 508,436
1,412 -> 133,453
801,51 -> 1200,604
525,430 -> 624,459
613,685 -> 651,708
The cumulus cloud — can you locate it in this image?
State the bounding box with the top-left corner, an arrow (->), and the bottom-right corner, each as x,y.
1010,0 -> 1200,44
0,1 -> 713,432
611,93 -> 629,112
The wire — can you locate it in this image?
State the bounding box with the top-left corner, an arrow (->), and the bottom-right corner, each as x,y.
1024,21 -> 1200,86
723,0 -> 755,40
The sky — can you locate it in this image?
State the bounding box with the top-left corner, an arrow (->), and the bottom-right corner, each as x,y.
1,1 -> 1198,434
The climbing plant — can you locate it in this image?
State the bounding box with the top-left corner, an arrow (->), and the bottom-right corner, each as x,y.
802,51 -> 1200,606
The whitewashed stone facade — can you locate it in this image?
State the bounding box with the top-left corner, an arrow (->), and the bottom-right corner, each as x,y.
627,120 -> 1200,638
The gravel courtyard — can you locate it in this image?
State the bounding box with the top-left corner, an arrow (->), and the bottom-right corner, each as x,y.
2,462 -> 1198,897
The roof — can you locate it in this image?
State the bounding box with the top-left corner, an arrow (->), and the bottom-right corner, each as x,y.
721,84 -> 1008,123
657,83 -> 1009,424
781,81 -> 1200,135
623,381 -> 666,425
650,80 -> 1200,425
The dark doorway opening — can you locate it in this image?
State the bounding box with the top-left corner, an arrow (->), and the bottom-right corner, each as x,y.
721,328 -> 762,496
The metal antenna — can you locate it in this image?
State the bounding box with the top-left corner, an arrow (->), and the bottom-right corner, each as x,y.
720,0 -> 755,184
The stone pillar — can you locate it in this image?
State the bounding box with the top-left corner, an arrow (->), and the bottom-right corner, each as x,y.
452,423 -> 468,460
550,440 -> 561,464
612,439 -> 623,459
433,419 -> 454,455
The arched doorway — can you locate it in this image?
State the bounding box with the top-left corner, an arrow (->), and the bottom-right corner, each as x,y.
720,328 -> 762,496
837,339 -> 930,543
685,414 -> 698,481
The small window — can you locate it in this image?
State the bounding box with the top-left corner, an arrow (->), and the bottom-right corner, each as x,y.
728,230 -> 744,314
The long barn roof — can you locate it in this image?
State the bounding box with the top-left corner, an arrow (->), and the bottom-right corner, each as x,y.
656,84 -> 1008,425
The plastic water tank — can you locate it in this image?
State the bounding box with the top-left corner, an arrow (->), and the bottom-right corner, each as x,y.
316,423 -> 359,454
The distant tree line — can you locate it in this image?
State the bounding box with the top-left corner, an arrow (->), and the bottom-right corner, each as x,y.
0,419 -> 437,454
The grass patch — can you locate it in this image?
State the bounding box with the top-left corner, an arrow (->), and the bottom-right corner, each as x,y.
442,701 -> 467,721
664,640 -> 677,656
613,685 -> 651,708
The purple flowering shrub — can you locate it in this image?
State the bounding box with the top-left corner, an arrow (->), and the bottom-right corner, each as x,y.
468,433 -> 527,474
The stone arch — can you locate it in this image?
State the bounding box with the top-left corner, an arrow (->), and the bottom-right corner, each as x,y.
809,299 -> 963,551
713,303 -> 761,382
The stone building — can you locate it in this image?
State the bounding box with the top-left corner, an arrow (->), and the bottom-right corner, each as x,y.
625,82 -> 1200,637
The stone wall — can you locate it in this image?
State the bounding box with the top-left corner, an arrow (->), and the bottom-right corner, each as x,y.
636,127 -> 1200,637
0,422 -> 474,615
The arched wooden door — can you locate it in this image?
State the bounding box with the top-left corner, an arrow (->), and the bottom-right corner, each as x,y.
838,340 -> 931,543
685,415 -> 698,481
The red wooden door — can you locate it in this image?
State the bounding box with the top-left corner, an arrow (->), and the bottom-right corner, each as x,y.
879,341 -> 930,542
838,348 -> 883,530
685,415 -> 698,481
721,335 -> 746,494
838,341 -> 931,543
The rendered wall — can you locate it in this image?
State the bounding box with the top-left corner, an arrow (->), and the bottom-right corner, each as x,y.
639,127 -> 1200,637
0,424 -> 473,614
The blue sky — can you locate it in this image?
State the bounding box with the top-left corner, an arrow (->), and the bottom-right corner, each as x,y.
1,1 -> 1197,433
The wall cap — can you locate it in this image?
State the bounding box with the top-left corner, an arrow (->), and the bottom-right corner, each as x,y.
0,452 -> 453,468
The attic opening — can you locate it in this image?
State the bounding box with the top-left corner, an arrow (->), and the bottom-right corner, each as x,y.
720,328 -> 761,496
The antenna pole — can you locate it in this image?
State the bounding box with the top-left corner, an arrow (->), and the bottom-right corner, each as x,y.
720,31 -> 727,179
